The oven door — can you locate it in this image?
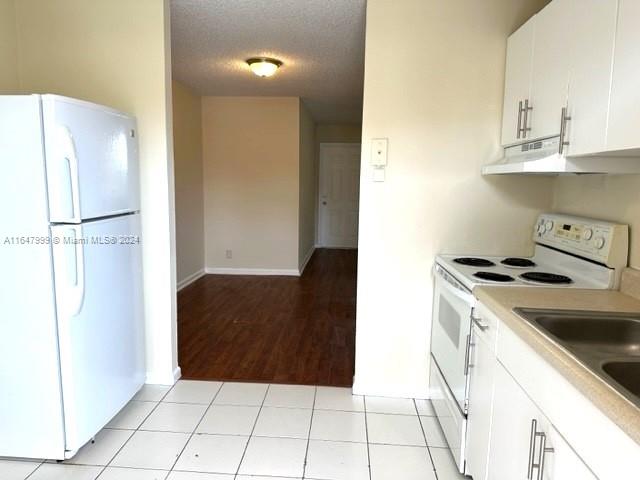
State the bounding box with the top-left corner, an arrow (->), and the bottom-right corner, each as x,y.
430,264 -> 474,412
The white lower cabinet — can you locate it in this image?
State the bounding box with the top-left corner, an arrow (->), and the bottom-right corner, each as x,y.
544,426 -> 598,480
486,362 -> 597,480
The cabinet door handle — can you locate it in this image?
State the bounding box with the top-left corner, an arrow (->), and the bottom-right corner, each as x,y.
527,419 -> 537,479
536,432 -> 554,480
559,106 -> 572,155
517,100 -> 524,139
522,99 -> 532,138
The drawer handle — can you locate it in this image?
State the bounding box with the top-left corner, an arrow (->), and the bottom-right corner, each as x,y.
472,315 -> 489,331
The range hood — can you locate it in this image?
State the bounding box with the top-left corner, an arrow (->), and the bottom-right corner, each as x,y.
482,137 -> 640,175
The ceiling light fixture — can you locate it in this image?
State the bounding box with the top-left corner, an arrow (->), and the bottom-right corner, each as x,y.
246,57 -> 282,77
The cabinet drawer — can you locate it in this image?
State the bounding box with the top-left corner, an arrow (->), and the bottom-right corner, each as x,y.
471,302 -> 498,350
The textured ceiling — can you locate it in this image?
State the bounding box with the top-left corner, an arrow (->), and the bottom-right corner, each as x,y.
170,0 -> 366,124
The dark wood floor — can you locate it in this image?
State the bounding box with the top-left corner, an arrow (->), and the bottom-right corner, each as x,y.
177,249 -> 357,387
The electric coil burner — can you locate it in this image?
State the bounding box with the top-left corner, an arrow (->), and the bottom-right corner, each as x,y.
520,272 -> 573,284
473,271 -> 515,282
501,257 -> 537,268
453,257 -> 496,267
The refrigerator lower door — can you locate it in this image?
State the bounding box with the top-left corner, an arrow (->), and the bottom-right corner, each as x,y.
51,214 -> 145,452
42,95 -> 140,223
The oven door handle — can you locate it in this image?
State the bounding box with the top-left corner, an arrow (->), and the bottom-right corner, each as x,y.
434,264 -> 475,304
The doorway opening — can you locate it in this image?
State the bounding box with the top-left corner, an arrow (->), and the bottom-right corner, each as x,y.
171,0 -> 365,387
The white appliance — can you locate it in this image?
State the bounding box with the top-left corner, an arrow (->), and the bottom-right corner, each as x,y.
482,136 -> 640,175
429,213 -> 629,474
0,95 -> 145,460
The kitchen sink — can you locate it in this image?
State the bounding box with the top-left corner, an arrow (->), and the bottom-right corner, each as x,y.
513,308 -> 640,408
602,361 -> 640,398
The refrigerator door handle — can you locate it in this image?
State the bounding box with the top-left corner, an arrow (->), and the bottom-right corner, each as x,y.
51,224 -> 85,317
60,126 -> 82,223
49,125 -> 82,223
71,224 -> 85,316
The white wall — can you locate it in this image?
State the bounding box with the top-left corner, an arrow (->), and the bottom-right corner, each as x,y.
172,80 -> 204,287
354,0 -> 553,397
299,101 -> 317,269
202,96 -> 301,273
0,0 -> 18,93
553,175 -> 640,268
316,124 -> 362,145
12,0 -> 179,385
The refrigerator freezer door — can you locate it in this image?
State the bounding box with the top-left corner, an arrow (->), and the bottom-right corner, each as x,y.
51,214 -> 145,452
42,95 -> 140,223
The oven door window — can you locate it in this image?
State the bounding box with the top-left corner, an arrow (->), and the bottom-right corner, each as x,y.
430,274 -> 473,411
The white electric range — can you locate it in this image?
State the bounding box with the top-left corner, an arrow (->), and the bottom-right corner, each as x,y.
429,213 -> 629,474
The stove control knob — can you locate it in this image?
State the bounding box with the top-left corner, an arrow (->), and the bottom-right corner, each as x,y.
537,224 -> 545,234
582,228 -> 593,240
594,237 -> 606,249
545,221 -> 554,232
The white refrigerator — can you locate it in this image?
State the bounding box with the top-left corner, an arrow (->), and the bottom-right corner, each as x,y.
0,95 -> 145,459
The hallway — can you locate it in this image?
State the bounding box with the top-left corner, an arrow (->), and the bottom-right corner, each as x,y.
177,249 -> 357,386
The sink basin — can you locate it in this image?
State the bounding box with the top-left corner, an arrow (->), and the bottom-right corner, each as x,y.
602,361 -> 640,398
514,308 -> 640,408
532,315 -> 640,355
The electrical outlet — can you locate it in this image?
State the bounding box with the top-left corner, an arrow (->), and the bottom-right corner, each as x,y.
225,249 -> 233,259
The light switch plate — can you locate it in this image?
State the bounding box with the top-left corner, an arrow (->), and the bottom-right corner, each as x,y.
371,138 -> 388,166
372,167 -> 385,182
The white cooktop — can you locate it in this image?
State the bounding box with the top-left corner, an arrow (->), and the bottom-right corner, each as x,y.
436,244 -> 615,292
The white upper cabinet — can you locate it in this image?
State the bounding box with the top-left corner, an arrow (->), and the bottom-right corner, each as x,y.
565,0 -> 618,157
528,0 -> 572,141
501,16 -> 535,146
500,0 -> 640,158
606,0 -> 640,152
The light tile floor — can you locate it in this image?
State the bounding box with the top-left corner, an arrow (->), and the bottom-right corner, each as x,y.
1,381 -> 466,480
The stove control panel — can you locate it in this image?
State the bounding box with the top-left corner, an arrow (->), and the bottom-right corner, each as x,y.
534,214 -> 629,269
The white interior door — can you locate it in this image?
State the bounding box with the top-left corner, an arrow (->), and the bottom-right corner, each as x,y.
318,143 -> 361,248
51,213 -> 145,452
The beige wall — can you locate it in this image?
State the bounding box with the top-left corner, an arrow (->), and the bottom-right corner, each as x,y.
316,124 -> 362,144
299,101 -> 317,268
172,80 -> 204,285
202,97 -> 301,272
553,175 -> 640,268
12,0 -> 178,384
0,0 -> 18,92
354,0 -> 554,397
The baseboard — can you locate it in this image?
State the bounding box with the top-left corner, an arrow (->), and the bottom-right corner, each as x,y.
177,269 -> 205,291
205,267 -> 300,276
145,366 -> 181,386
298,246 -> 316,275
352,380 -> 430,399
